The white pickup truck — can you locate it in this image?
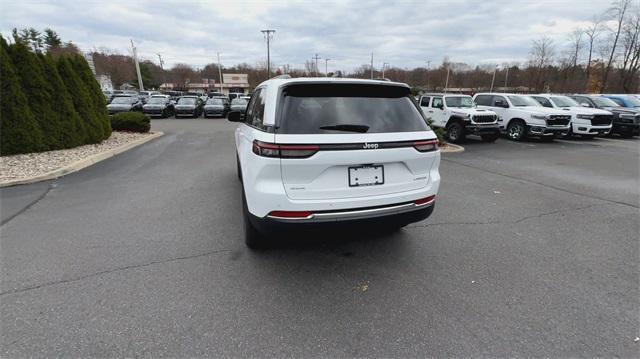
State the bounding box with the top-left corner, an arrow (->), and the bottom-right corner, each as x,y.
530,94 -> 613,138
418,93 -> 501,143
473,93 -> 571,141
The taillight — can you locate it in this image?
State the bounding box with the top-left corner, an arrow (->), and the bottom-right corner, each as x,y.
252,140 -> 319,158
413,139 -> 438,152
414,195 -> 436,206
268,210 -> 314,219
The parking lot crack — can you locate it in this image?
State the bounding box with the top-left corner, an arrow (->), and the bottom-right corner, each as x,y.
1,182 -> 56,226
406,204 -> 603,229
0,248 -> 232,296
442,158 -> 639,209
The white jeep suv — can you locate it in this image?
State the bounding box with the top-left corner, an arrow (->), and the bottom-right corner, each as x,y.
530,94 -> 613,138
473,93 -> 571,141
418,93 -> 501,143
229,77 -> 440,248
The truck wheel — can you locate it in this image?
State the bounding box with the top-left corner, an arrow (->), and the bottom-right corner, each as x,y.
507,120 -> 526,141
242,189 -> 266,249
446,122 -> 465,143
481,133 -> 500,142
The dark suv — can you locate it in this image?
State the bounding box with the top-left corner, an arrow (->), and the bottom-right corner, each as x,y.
570,95 -> 639,138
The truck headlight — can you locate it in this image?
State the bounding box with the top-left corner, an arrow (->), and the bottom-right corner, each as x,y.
577,114 -> 594,120
531,114 -> 548,120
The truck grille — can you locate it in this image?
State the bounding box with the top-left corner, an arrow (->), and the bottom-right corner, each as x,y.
547,115 -> 571,126
590,115 -> 612,126
473,115 -> 496,123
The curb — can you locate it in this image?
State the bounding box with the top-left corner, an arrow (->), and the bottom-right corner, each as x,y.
0,132 -> 164,188
441,143 -> 465,153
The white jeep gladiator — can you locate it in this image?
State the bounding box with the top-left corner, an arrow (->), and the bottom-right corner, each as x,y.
418,94 -> 501,143
530,94 -> 613,138
473,93 -> 571,141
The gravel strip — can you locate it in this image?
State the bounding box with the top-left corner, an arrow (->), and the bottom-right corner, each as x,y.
0,132 -> 156,183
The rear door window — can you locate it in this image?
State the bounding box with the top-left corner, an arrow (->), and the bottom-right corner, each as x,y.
276,84 -> 428,134
474,95 -> 492,106
431,97 -> 443,108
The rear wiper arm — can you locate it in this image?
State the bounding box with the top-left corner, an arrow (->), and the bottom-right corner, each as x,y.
319,124 -> 370,133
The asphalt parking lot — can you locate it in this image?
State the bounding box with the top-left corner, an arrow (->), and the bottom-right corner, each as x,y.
1,119 -> 638,357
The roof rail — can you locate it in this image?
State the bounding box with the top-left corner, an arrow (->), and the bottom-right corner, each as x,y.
271,74 -> 292,79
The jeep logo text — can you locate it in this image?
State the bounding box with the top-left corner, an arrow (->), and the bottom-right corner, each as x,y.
363,143 -> 379,149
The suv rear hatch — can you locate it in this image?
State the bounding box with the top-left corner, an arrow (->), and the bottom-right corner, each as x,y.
274,83 -> 438,200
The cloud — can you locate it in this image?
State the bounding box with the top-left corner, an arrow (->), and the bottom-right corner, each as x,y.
0,0 -> 613,71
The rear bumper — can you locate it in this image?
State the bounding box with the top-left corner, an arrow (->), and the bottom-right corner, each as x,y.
250,201 -> 435,235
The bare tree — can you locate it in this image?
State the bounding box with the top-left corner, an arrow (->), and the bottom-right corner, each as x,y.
619,5 -> 640,91
602,0 -> 631,91
529,36 -> 555,91
584,17 -> 602,90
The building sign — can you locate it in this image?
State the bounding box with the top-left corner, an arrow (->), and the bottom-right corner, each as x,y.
223,74 -> 248,85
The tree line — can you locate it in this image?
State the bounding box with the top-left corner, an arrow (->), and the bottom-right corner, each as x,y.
1,30 -> 110,155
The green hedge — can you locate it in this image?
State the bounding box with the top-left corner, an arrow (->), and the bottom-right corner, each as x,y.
110,112 -> 150,133
0,35 -> 111,156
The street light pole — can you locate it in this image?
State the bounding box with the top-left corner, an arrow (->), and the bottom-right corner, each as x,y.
260,29 -> 275,79
325,58 -> 330,77
370,52 -> 374,79
444,65 -> 450,93
504,66 -> 509,90
131,39 -> 144,91
382,62 -> 389,78
490,65 -> 498,92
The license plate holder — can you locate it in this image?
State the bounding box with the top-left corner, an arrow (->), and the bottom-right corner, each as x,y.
348,165 -> 384,187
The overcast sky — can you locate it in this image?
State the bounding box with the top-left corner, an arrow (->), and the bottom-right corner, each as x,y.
1,0 -> 614,72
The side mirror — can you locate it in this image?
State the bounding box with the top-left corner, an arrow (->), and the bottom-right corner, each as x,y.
495,100 -> 508,108
228,111 -> 243,122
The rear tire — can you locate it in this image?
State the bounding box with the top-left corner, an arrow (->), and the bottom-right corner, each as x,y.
445,122 -> 465,143
480,133 -> 500,142
242,190 -> 266,249
506,120 -> 526,141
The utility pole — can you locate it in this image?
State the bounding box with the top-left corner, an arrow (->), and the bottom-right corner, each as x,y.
490,65 -> 498,92
382,62 -> 389,78
370,52 -> 374,79
312,53 -> 321,77
426,60 -> 431,90
504,66 -> 509,90
131,39 -> 144,91
324,58 -> 330,77
444,65 -> 450,93
217,52 -> 223,92
260,29 -> 275,79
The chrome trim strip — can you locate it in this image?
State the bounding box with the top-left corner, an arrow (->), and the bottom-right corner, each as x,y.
266,200 -> 434,222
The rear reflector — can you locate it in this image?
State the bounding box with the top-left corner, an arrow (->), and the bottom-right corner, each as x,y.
414,195 -> 436,206
413,140 -> 438,152
268,210 -> 314,219
253,140 -> 319,158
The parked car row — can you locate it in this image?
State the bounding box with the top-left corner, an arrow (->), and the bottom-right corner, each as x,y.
416,92 -> 639,143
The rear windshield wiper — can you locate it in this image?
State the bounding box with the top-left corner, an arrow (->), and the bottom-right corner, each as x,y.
319,124 -> 370,133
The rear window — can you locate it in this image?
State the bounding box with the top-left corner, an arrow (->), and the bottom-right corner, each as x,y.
277,84 -> 428,134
